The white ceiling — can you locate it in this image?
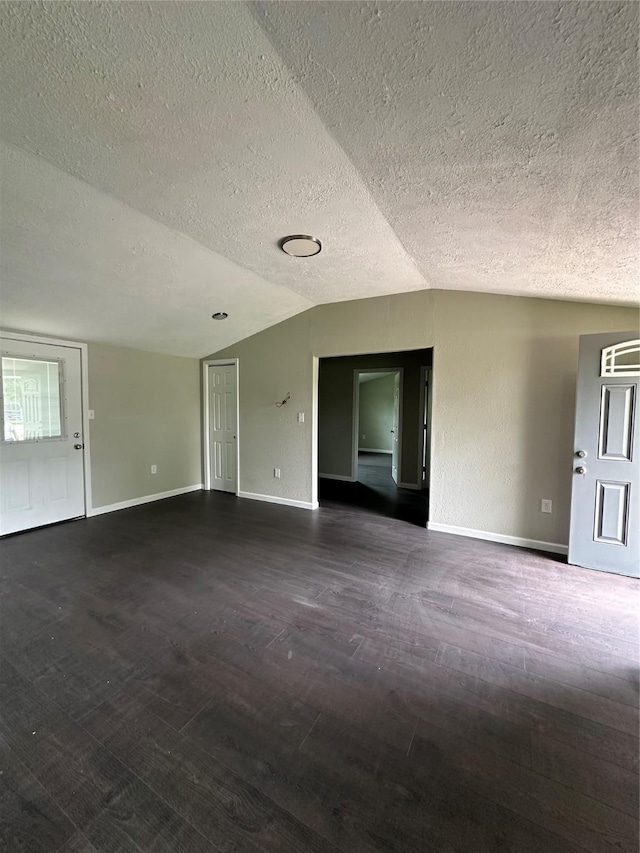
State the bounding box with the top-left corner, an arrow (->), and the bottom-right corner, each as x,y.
0,2 -> 637,357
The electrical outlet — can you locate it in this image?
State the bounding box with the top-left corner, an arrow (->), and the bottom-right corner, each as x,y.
541,499 -> 552,514
362,434 -> 366,440
151,464 -> 157,475
274,468 -> 281,479
88,409 -> 95,420
298,412 -> 305,423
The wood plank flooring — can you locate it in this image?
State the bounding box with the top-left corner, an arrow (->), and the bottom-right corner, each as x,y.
0,491 -> 638,852
320,451 -> 427,526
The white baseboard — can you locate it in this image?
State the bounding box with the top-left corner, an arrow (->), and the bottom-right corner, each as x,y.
398,481 -> 422,491
87,484 -> 203,517
319,473 -> 357,482
358,448 -> 391,454
427,522 -> 568,555
238,491 -> 318,511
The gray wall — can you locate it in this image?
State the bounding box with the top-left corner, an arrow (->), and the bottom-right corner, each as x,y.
208,289 -> 637,546
359,374 -> 395,452
88,342 -> 202,509
318,351 -> 429,484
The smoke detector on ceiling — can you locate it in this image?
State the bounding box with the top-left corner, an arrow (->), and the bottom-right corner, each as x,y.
279,235 -> 322,257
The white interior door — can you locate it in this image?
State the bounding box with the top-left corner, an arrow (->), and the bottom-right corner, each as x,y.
0,337 -> 85,535
391,372 -> 400,484
208,364 -> 237,493
568,332 -> 639,577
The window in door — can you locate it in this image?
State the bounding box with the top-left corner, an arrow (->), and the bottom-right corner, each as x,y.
1,356 -> 63,442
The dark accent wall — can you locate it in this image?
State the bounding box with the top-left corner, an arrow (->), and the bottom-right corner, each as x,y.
318,349 -> 432,485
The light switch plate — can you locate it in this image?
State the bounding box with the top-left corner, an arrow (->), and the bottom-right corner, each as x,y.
88,409 -> 95,420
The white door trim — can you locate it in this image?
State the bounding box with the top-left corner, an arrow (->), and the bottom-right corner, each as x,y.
311,356 -> 319,508
0,328 -> 92,517
202,358 -> 240,493
352,368 -> 404,482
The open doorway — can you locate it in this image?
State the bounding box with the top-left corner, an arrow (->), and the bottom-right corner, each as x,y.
355,368 -> 402,488
318,349 -> 432,526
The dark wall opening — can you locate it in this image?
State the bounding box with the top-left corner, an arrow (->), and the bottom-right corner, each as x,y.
318,348 -> 432,526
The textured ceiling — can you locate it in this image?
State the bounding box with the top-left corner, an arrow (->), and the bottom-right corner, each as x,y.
0,2 -> 637,357
254,0 -> 639,305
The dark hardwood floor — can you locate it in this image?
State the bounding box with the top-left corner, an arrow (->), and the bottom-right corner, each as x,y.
1,491 -> 638,853
320,451 -> 427,526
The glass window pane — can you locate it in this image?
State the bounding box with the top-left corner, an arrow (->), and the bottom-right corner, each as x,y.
601,340 -> 640,377
2,357 -> 62,441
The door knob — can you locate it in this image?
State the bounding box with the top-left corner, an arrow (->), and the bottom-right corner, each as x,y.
576,450 -> 587,458
74,444 -> 83,450
575,466 -> 586,475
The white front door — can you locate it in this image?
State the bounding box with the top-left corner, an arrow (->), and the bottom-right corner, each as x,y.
0,337 -> 86,535
208,364 -> 237,493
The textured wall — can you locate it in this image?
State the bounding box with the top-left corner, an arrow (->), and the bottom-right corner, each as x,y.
359,375 -> 395,453
210,289 -> 637,544
88,343 -> 201,508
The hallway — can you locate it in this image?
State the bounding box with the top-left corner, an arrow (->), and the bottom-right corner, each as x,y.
319,451 -> 427,526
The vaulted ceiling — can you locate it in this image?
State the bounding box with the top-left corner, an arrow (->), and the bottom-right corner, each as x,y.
1,1 -> 637,357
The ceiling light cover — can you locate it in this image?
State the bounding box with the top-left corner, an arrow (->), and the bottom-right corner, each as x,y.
280,235 -> 322,257
212,312 -> 228,320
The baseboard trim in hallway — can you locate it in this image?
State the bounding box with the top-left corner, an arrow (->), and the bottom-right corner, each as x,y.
427,521 -> 568,555
318,473 -> 357,483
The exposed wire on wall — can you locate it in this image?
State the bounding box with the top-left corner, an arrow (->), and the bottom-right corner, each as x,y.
275,392 -> 291,408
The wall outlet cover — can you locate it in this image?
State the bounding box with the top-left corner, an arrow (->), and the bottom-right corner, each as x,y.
274,468 -> 281,478
541,499 -> 552,513
151,464 -> 157,475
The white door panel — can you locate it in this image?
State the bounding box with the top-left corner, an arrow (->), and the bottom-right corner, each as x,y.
0,338 -> 85,535
208,364 -> 237,493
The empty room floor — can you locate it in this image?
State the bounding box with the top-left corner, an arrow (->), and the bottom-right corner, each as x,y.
1,492 -> 638,853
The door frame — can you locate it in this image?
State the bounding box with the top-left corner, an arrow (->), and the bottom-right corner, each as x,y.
202,358 -> 240,493
352,368 -> 404,483
0,329 -> 92,516
419,365 -> 433,489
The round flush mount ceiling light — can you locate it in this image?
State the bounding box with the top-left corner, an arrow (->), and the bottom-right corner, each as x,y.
279,235 -> 322,257
211,312 -> 228,320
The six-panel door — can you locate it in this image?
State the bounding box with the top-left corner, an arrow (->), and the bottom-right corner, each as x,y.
208,364 -> 237,493
568,332 -> 639,577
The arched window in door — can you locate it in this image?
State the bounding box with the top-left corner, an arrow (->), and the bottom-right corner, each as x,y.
600,340 -> 640,378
